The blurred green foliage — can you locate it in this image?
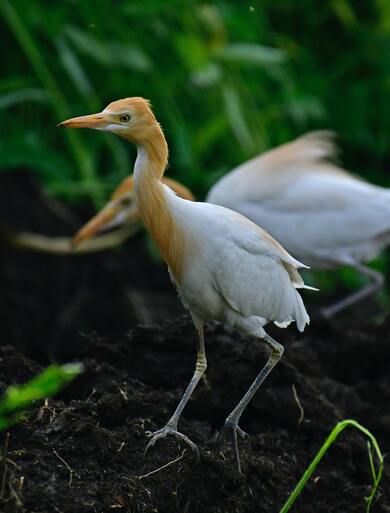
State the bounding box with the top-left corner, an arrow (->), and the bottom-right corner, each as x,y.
0,363 -> 84,430
1,0 -> 389,207
1,0 -> 390,293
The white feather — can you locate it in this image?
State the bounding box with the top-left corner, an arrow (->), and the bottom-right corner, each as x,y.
207,132 -> 390,269
166,191 -> 310,335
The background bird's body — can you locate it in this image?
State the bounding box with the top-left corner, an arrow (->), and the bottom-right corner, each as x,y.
207,132 -> 390,269
204,132 -> 390,315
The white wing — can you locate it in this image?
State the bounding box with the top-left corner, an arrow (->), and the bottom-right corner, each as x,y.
176,201 -> 311,331
206,132 -> 390,265
207,131 -> 341,205
226,172 -> 390,264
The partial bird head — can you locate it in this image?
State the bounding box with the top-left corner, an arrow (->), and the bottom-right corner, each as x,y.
72,187 -> 138,247
72,175 -> 195,247
58,97 -> 158,143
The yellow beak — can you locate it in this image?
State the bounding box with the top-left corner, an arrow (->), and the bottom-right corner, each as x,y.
73,205 -> 118,247
58,112 -> 110,129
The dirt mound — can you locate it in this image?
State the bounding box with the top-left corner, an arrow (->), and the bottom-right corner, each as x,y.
1,171 -> 389,512
1,317 -> 389,513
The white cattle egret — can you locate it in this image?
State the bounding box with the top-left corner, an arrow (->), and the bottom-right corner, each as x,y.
206,132 -> 388,317
77,132 -> 389,317
59,97 -> 313,473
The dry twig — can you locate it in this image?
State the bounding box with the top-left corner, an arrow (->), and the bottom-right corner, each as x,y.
134,449 -> 187,480
292,384 -> 305,427
52,448 -> 74,486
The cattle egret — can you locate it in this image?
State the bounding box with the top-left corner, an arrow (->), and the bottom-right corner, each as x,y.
78,132 -> 389,317
59,97 -> 313,473
206,132 -> 389,317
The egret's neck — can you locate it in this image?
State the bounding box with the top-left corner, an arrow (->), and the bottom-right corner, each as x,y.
133,128 -> 168,183
132,127 -> 185,282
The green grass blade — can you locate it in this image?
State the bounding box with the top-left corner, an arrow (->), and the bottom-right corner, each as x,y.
0,88 -> 48,109
279,419 -> 384,513
365,440 -> 384,512
0,363 -> 84,430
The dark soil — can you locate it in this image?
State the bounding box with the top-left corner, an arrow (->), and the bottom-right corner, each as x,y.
0,171 -> 184,361
0,171 -> 389,513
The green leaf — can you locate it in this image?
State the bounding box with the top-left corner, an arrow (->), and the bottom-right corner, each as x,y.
0,89 -> 48,109
222,84 -> 254,153
65,26 -> 152,72
0,137 -> 74,182
56,37 -> 94,97
190,63 -> 222,88
65,26 -> 113,66
217,43 -> 287,66
110,42 -> 153,72
0,364 -> 84,430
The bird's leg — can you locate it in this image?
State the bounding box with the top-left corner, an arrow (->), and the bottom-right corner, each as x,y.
145,324 -> 207,460
217,333 -> 284,474
322,264 -> 384,318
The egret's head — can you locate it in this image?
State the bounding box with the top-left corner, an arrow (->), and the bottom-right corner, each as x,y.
72,175 -> 195,247
58,97 -> 158,143
73,176 -> 138,246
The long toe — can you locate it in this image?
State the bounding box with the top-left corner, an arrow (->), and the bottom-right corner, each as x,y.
217,423 -> 249,449
144,424 -> 200,462
217,422 -> 250,474
236,425 -> 250,441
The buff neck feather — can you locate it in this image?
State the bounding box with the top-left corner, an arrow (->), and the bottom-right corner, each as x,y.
130,123 -> 185,283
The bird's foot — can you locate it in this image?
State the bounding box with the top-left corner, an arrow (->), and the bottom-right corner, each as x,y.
144,423 -> 200,462
217,420 -> 250,474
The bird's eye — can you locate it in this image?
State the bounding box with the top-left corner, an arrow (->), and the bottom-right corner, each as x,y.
119,114 -> 131,123
119,196 -> 132,207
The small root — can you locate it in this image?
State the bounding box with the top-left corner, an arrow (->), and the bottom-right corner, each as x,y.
52,448 -> 74,487
292,384 -> 305,427
131,449 -> 187,480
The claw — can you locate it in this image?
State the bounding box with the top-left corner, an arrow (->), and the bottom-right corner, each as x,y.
217,421 -> 250,474
144,424 -> 200,462
236,425 -> 250,441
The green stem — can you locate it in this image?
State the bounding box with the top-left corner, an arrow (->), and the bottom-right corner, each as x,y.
279,419 -> 384,513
